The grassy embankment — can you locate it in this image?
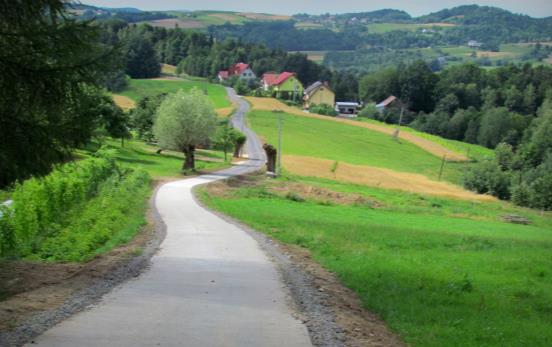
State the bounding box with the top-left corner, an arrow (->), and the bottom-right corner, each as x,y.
81,139 -> 229,179
199,169 -> 552,347
0,154 -> 151,262
115,78 -> 235,117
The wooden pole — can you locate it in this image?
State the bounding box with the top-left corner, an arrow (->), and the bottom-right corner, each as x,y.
393,104 -> 405,141
438,155 -> 447,181
277,113 -> 283,176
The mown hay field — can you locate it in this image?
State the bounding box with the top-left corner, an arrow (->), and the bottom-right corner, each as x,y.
283,155 -> 494,202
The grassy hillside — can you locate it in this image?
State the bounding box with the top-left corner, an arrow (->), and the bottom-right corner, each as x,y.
249,110 -> 471,184
149,10 -> 290,29
357,118 -> 494,161
119,78 -> 230,109
79,139 -> 229,179
199,173 -> 552,347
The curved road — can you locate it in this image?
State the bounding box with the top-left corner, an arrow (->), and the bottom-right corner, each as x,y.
28,89 -> 312,347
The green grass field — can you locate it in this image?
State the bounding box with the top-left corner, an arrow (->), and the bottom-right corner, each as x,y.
356,117 -> 494,161
119,79 -> 231,109
79,139 -> 229,179
199,174 -> 552,347
249,110 -> 473,183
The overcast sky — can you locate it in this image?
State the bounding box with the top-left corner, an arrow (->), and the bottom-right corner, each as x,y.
82,0 -> 552,18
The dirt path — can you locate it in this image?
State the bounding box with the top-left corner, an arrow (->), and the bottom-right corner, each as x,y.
245,97 -> 469,162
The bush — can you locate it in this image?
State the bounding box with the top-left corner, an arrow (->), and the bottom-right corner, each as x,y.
0,152 -> 151,260
36,170 -> 150,262
463,159 -> 511,199
358,104 -> 379,119
309,103 -> 338,117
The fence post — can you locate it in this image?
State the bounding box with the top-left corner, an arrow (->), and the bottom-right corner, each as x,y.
438,155 -> 446,181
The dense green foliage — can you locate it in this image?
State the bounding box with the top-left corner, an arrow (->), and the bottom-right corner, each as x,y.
464,100 -> 552,209
212,121 -> 247,162
208,6 -> 552,52
360,62 -> 552,151
96,21 -> 358,100
0,153 -> 150,261
153,89 -> 218,170
308,104 -> 338,116
0,0 -> 118,187
200,175 -> 552,347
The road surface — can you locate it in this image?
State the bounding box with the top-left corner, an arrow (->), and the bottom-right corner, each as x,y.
27,89 -> 312,347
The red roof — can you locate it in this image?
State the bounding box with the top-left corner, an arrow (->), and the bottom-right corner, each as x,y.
275,72 -> 295,85
262,73 -> 279,86
218,70 -> 229,79
262,72 -> 295,86
228,63 -> 250,76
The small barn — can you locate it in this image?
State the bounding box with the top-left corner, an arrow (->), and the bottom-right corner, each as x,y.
376,96 -> 398,112
303,81 -> 335,109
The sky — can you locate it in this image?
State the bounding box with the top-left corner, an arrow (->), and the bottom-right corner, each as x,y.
83,0 -> 552,18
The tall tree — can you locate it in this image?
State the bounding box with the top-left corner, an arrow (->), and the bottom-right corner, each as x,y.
153,89 -> 217,170
0,0 -> 112,187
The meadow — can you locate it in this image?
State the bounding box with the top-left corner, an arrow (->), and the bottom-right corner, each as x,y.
357,117 -> 494,161
248,110 -> 473,184
118,78 -> 231,109
199,174 -> 552,347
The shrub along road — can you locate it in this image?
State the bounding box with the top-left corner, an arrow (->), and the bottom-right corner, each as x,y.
27,90 -> 313,346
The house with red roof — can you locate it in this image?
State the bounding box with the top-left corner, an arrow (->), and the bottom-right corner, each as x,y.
261,72 -> 304,99
217,62 -> 256,82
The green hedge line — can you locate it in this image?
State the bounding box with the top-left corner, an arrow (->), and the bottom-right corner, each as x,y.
0,152 -> 151,262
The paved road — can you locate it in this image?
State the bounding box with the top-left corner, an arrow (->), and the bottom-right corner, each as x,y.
27,89 -> 312,347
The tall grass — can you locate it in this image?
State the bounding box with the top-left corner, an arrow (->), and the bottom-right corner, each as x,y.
0,151 -> 151,262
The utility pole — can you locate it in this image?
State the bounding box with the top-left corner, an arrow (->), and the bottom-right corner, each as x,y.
438,155 -> 447,181
393,103 -> 405,140
277,112 -> 283,176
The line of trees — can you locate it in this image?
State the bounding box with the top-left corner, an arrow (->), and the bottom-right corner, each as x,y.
359,62 -> 552,150
97,21 -> 359,101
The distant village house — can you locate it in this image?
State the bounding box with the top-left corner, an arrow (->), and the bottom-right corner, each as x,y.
468,40 -> 482,49
335,102 -> 361,115
218,62 -> 256,82
376,95 -> 398,112
261,72 -> 304,99
303,81 -> 335,109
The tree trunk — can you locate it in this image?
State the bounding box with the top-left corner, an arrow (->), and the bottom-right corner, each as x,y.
234,141 -> 244,158
263,144 -> 277,173
182,145 -> 195,171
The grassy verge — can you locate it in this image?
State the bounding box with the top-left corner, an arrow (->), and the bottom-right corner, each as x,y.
198,174 -> 552,347
119,78 -> 230,109
79,139 -> 230,179
248,110 -> 472,184
0,154 -> 151,262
